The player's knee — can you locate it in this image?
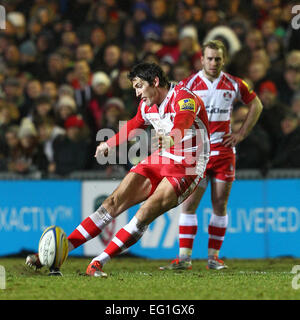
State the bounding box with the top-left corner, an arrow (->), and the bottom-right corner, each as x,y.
135,205 -> 155,225
212,198 -> 227,215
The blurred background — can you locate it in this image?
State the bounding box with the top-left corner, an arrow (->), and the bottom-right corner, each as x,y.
0,0 -> 299,260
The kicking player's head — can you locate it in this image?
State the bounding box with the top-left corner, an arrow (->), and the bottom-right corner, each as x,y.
128,62 -> 170,106
128,62 -> 170,88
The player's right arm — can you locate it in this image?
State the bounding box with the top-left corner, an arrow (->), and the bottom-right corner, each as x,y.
94,102 -> 147,158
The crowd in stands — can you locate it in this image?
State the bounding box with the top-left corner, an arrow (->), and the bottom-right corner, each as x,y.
0,0 -> 299,178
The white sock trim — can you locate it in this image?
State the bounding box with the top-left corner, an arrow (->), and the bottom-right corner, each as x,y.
179,213 -> 198,226
209,213 -> 228,228
93,206 -> 113,229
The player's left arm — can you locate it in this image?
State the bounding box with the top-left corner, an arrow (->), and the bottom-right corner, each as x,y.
223,96 -> 263,147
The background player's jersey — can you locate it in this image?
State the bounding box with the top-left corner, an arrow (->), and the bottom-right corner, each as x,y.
180,70 -> 256,156
135,83 -> 210,176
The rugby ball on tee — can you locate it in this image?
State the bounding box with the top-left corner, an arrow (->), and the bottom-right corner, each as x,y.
38,226 -> 68,270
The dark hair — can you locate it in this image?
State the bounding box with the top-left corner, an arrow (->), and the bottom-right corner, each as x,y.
34,95 -> 52,107
128,62 -> 170,88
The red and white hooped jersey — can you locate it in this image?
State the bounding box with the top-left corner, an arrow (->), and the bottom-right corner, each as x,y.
135,83 -> 211,176
180,70 -> 257,156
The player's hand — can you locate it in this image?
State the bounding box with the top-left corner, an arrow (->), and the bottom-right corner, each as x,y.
94,142 -> 110,158
155,134 -> 174,150
222,132 -> 244,147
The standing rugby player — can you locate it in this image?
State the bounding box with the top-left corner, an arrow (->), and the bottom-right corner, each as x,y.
160,40 -> 263,271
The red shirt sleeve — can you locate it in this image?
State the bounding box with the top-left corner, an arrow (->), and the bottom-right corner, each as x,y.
169,90 -> 199,144
170,111 -> 195,144
237,78 -> 257,104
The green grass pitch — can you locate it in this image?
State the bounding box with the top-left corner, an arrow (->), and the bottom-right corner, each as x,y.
0,257 -> 300,300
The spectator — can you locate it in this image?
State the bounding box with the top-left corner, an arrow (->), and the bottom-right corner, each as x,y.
52,114 -> 91,175
45,52 -> 67,84
71,59 -> 93,114
55,95 -> 77,129
20,79 -> 42,118
175,2 -> 193,27
261,18 -> 277,42
120,45 -> 137,70
76,43 -> 95,69
229,18 -> 250,43
2,78 -> 25,114
113,70 -> 139,118
150,0 -> 171,25
277,50 -> 300,106
103,97 -> 126,132
0,100 -> 20,144
87,2 -> 122,43
232,105 -> 271,172
35,31 -> 55,68
5,121 -> 48,175
7,12 -> 27,44
3,125 -> 22,173
4,44 -> 21,76
178,25 -> 202,73
101,97 -> 131,176
28,95 -> 54,127
42,81 -> 58,104
247,60 -> 269,90
265,35 -> 285,74
271,111 -> 300,168
132,2 -> 162,40
228,29 -> 264,78
257,80 -> 288,156
191,4 -> 203,26
171,62 -> 191,83
36,116 -> 65,174
19,40 -> 39,76
101,44 -> 122,80
119,18 -> 144,49
156,23 -> 180,64
90,26 -> 107,67
291,93 -> 300,122
18,120 -> 48,174
200,9 -> 222,39
60,31 -> 78,52
141,32 -> 162,59
88,71 -> 112,136
57,84 -> 74,99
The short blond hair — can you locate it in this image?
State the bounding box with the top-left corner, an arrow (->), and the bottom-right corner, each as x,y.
202,40 -> 227,60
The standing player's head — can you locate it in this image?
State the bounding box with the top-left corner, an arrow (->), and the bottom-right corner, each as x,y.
201,40 -> 227,80
128,62 -> 170,106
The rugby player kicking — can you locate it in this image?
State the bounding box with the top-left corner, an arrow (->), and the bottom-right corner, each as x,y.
26,62 -> 210,277
160,40 -> 263,271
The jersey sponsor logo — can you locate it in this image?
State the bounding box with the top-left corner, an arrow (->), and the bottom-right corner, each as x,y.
206,106 -> 230,114
178,98 -> 196,112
